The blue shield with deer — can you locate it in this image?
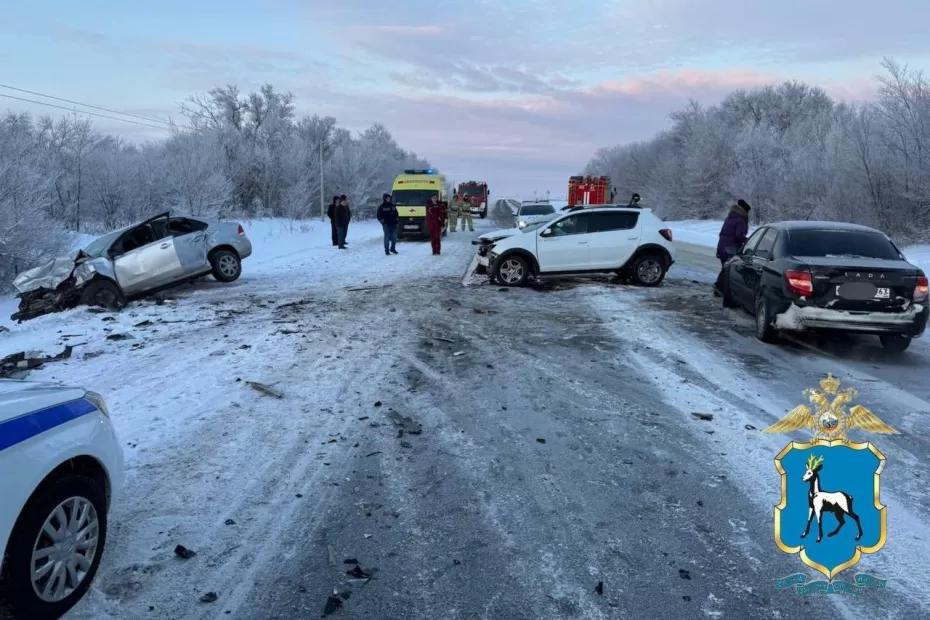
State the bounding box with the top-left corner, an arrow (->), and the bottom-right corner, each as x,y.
774,440 -> 886,579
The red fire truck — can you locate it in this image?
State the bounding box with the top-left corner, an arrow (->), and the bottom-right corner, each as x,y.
567,176 -> 612,206
456,181 -> 490,218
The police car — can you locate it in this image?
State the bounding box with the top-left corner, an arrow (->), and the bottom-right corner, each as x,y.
1,380 -> 123,618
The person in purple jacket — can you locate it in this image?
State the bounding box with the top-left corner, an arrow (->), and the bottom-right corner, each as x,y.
714,199 -> 751,295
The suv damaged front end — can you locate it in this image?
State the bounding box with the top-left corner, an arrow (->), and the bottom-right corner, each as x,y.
10,252 -> 113,322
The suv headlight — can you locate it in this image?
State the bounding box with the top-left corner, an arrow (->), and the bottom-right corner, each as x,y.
85,390 -> 110,417
517,220 -> 526,228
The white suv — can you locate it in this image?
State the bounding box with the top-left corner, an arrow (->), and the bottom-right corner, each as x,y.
483,206 -> 675,286
1,380 -> 123,619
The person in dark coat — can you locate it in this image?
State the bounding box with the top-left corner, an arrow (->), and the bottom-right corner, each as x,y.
334,195 -> 351,249
425,196 -> 444,255
627,193 -> 641,207
326,195 -> 339,246
714,199 -> 751,294
376,193 -> 399,255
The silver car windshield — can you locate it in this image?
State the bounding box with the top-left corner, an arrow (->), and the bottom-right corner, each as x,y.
83,229 -> 125,258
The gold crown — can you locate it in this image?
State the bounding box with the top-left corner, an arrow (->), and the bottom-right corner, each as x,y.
819,373 -> 841,395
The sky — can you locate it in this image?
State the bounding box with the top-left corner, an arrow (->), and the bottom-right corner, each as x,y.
2,1 -> 930,198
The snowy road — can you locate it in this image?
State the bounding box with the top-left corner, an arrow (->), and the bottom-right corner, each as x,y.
3,216 -> 929,619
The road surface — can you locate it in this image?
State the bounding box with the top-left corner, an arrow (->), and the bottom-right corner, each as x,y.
3,211 -> 928,619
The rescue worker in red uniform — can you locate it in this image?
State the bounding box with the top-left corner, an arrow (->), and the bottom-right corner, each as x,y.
426,196 -> 446,255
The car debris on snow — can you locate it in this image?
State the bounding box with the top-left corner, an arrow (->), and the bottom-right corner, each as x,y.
106,333 -> 134,341
245,380 -> 284,399
199,592 -> 218,603
322,595 -> 343,616
386,410 -> 422,436
691,412 -> 714,421
595,581 -> 604,595
174,544 -> 197,559
0,345 -> 73,378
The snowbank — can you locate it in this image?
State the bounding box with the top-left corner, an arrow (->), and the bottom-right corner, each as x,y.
664,219 -> 729,247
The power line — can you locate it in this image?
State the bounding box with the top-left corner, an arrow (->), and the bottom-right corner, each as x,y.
0,82 -> 172,126
0,92 -> 172,131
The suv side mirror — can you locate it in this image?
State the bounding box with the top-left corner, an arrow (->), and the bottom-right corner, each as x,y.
540,228 -> 552,237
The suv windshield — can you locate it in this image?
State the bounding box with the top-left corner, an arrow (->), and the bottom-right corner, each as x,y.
393,190 -> 439,206
519,205 -> 555,216
521,221 -> 548,233
785,229 -> 901,260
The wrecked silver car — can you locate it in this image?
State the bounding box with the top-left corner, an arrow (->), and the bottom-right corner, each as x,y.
11,212 -> 252,321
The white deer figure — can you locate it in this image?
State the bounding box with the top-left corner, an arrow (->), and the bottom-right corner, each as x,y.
800,454 -> 863,543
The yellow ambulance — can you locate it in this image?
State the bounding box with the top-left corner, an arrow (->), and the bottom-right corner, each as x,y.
391,169 -> 447,238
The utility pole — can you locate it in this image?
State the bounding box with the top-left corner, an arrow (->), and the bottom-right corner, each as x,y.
319,140 -> 325,221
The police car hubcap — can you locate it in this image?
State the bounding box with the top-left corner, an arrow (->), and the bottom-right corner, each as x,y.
31,497 -> 99,603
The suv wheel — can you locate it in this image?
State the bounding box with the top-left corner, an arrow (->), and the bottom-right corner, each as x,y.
495,255 -> 529,287
631,254 -> 666,286
755,294 -> 778,343
879,334 -> 911,353
80,279 -> 126,310
210,249 -> 241,282
3,474 -> 107,619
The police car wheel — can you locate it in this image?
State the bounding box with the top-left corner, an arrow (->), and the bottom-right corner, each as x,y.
4,474 -> 108,620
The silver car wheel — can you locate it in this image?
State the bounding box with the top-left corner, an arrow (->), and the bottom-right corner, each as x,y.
218,254 -> 239,278
31,497 -> 99,603
499,259 -> 525,284
636,258 -> 663,284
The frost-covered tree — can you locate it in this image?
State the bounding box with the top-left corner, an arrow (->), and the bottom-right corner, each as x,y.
0,83 -> 429,289
585,61 -> 930,240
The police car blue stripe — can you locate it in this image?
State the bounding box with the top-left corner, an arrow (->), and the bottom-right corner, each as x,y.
0,398 -> 98,452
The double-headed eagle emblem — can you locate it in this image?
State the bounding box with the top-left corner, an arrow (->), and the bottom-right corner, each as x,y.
764,373 -> 898,440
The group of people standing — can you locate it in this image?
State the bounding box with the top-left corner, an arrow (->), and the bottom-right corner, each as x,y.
335,191 -> 480,257
447,193 -> 476,233
326,195 -> 352,249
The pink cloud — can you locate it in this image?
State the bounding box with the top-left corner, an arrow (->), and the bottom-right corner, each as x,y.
592,68 -> 779,98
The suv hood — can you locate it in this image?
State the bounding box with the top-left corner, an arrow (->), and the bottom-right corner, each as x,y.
476,227 -> 521,244
0,380 -> 87,423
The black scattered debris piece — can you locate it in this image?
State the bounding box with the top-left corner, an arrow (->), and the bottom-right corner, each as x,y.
343,558 -> 358,565
245,381 -> 284,399
224,519 -> 236,526
174,544 -> 197,559
365,451 -> 382,457
595,581 -> 604,595
374,401 -> 382,407
106,333 -> 134,341
691,412 -> 714,422
536,438 -> 546,444
1,345 -> 73,378
322,595 -> 343,616
200,592 -> 218,603
678,569 -> 691,580
346,564 -> 371,579
133,320 -> 153,327
745,424 -> 757,430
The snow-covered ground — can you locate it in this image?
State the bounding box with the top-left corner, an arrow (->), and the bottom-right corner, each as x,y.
2,214 -> 929,618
